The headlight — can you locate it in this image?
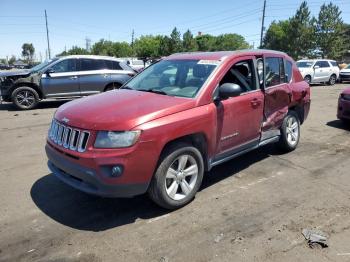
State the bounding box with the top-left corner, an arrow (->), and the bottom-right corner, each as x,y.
94,131 -> 141,148
341,94 -> 350,101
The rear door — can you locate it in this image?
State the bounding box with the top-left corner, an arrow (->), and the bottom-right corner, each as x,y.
215,56 -> 264,158
313,61 -> 331,82
262,56 -> 291,132
78,58 -> 110,95
41,58 -> 80,97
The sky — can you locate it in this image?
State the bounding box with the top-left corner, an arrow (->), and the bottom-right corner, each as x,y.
0,0 -> 349,60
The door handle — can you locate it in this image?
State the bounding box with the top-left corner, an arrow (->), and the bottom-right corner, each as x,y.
250,98 -> 261,108
70,76 -> 78,80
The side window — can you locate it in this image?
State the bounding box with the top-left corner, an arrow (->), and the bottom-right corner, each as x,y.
314,61 -> 322,68
220,59 -> 256,93
50,59 -> 76,73
321,61 -> 330,68
265,57 -> 282,88
330,61 -> 338,67
80,59 -> 107,71
285,60 -> 293,83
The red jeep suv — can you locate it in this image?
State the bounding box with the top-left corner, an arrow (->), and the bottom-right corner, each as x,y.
46,50 -> 310,209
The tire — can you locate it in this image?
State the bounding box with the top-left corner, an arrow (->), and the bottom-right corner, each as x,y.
11,86 -> 39,110
328,74 -> 336,86
148,143 -> 204,209
104,83 -> 121,91
277,111 -> 300,152
304,75 -> 311,84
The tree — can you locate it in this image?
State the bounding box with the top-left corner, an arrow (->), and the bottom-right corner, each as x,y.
8,55 -> 16,65
182,30 -> 197,51
158,36 -> 172,56
169,27 -> 182,53
288,1 -> 316,59
316,2 -> 345,59
213,33 -> 250,51
21,43 -> 35,63
134,35 -> 162,59
195,34 -> 215,51
58,46 -> 89,56
263,20 -> 290,52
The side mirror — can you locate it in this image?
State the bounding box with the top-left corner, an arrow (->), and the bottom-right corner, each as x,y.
313,65 -> 320,70
46,68 -> 54,76
218,83 -> 242,100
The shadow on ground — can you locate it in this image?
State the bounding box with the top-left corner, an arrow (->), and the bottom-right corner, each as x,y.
326,120 -> 350,131
31,144 -> 278,232
0,100 -> 69,111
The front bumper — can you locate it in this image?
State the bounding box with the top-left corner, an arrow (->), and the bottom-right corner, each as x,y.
340,74 -> 350,81
338,97 -> 350,120
46,141 -> 157,198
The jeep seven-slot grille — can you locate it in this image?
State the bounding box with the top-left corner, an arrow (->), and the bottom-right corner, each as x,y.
49,120 -> 90,152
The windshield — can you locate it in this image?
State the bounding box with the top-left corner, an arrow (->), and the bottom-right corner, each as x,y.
30,58 -> 58,72
346,64 -> 350,69
123,59 -> 218,98
296,61 -> 313,68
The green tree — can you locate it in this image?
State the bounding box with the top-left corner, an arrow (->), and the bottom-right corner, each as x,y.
263,20 -> 290,52
158,35 -> 172,56
316,2 -> 344,59
134,35 -> 162,59
111,42 -> 132,57
21,43 -> 35,63
182,30 -> 197,51
195,34 -> 215,51
91,39 -> 114,56
213,33 -> 250,51
60,46 -> 89,56
169,27 -> 182,53
288,1 -> 316,59
8,55 -> 16,65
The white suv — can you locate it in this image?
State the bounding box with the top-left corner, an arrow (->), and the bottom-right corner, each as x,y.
296,59 -> 339,85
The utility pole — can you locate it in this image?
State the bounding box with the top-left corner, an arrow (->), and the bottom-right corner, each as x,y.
131,29 -> 135,56
260,0 -> 266,48
45,10 -> 51,59
85,37 -> 91,52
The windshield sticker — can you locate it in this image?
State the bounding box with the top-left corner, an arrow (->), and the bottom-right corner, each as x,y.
197,60 -> 220,66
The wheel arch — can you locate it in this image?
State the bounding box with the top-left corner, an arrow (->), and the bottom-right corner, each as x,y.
104,82 -> 123,91
158,133 -> 210,171
288,105 -> 304,124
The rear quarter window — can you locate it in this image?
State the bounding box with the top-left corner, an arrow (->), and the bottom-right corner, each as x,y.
331,61 -> 338,67
285,60 -> 293,83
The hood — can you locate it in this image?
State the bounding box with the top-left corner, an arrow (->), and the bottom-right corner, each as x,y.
0,70 -> 31,78
342,88 -> 350,95
340,68 -> 350,73
55,89 -> 196,131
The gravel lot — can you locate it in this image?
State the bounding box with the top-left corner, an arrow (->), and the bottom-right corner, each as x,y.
0,84 -> 350,262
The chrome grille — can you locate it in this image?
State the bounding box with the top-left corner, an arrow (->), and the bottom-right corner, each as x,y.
49,120 -> 90,152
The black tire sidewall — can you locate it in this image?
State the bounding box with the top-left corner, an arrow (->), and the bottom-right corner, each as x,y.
149,144 -> 204,209
304,76 -> 311,84
11,87 -> 39,110
329,75 -> 336,85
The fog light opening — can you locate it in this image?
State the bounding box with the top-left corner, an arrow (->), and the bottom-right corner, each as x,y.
111,165 -> 123,177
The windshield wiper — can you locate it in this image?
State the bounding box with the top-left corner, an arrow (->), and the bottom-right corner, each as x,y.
139,88 -> 168,95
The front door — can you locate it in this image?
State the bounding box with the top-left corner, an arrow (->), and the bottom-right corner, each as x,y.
313,60 -> 331,82
41,58 -> 80,97
215,57 -> 264,158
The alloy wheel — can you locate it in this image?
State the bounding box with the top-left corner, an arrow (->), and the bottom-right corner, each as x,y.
165,154 -> 198,201
16,90 -> 35,108
286,116 -> 299,146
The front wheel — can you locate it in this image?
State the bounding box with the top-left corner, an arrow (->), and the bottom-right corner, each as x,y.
148,143 -> 204,209
11,86 -> 39,110
277,111 -> 300,152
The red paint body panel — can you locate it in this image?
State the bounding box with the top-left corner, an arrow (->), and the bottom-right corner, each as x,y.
46,50 -> 311,197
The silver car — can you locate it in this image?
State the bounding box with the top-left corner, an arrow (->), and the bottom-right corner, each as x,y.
0,55 -> 136,110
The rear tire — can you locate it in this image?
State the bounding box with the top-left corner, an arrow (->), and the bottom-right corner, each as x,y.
277,111 -> 300,152
11,86 -> 39,110
328,74 -> 336,86
148,143 -> 204,210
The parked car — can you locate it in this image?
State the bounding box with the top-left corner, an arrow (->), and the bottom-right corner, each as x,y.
46,50 -> 311,209
122,58 -> 147,72
0,55 -> 136,110
339,64 -> 350,83
337,87 -> 350,123
296,59 -> 339,85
